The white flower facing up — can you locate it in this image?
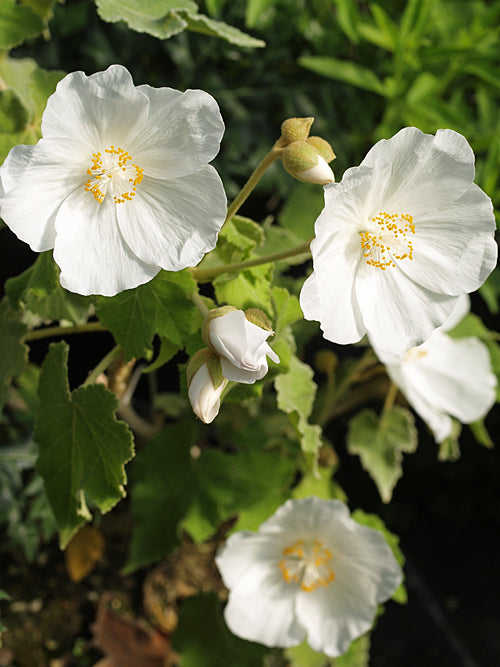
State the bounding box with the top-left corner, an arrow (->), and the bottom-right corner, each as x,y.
216,497 -> 402,657
300,127 -> 498,358
375,297 -> 497,443
204,307 -> 280,384
0,65 -> 227,296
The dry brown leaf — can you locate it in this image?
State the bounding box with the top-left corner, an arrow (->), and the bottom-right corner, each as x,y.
65,525 -> 105,583
91,594 -> 173,667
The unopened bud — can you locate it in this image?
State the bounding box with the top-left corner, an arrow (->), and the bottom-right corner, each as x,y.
281,141 -> 334,185
280,117 -> 314,145
187,348 -> 228,424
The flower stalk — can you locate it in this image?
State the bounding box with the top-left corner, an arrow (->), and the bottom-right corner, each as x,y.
191,241 -> 312,283
22,321 -> 107,342
82,345 -> 122,387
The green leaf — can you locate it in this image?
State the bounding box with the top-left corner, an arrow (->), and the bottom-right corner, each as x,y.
6,252 -> 59,306
245,0 -> 273,28
351,509 -> 406,604
0,298 -> 28,409
0,58 -> 65,160
0,0 -> 44,49
286,640 -> 334,666
332,0 -> 360,43
347,407 -> 418,503
275,355 -> 323,461
94,0 -> 264,46
172,593 -> 268,666
298,56 -> 386,96
127,419 -> 295,570
335,633 -> 370,667
96,270 -> 198,360
94,0 -> 197,38
182,11 -> 265,47
214,264 -> 273,316
35,342 -> 134,548
275,355 -> 317,420
469,419 -> 494,449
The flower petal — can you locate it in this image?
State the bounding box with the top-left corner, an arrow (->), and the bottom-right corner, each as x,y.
301,230 -> 366,344
0,138 -> 88,252
41,65 -> 149,148
217,532 -> 304,648
361,127 -> 476,216
387,333 -> 497,440
53,187 -> 159,296
129,86 -> 225,180
398,184 -> 497,295
356,262 -> 457,357
116,166 -> 226,271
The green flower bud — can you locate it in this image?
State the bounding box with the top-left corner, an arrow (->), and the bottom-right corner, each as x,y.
280,117 -> 314,145
281,141 -> 334,185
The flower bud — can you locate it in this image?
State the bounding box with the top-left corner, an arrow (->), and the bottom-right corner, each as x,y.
204,308 -> 280,384
279,117 -> 314,145
187,348 -> 228,424
281,141 -> 335,185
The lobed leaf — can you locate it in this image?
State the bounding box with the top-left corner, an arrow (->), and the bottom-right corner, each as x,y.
347,407 -> 417,503
35,342 -> 134,548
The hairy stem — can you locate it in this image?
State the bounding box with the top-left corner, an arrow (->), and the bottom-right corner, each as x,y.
223,148 -> 282,227
83,345 -> 122,387
192,241 -> 311,283
190,290 -> 210,317
23,321 -> 107,342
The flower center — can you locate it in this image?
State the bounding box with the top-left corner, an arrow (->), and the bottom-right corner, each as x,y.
84,146 -> 144,205
360,212 -> 415,270
279,539 -> 335,592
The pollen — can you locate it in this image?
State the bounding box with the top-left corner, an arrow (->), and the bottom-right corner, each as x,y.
279,539 -> 335,592
360,212 -> 415,270
84,145 -> 144,204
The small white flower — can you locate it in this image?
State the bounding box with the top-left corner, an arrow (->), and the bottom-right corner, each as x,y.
206,308 -> 280,384
187,350 -> 228,424
0,65 -> 227,296
375,298 -> 497,442
300,127 -> 497,358
216,497 -> 402,657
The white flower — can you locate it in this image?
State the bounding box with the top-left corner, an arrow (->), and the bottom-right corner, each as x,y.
0,65 -> 227,296
205,308 -> 280,384
375,297 -> 497,442
187,350 -> 228,424
300,127 -> 497,358
216,497 -> 402,657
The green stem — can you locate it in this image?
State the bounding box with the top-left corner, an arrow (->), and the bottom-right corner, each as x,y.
190,290 -> 210,318
192,241 -> 312,283
315,348 -> 376,427
223,148 -> 282,227
382,381 -> 399,414
23,321 -> 107,342
82,345 -> 122,387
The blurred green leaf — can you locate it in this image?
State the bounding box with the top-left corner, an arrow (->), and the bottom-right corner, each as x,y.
0,298 -> 28,409
95,0 -> 264,46
299,56 -> 386,96
172,593 -> 269,666
183,11 -> 265,47
245,0 -> 273,29
332,0 -> 360,44
347,407 -> 417,503
35,342 -> 134,548
0,58 -> 64,161
0,0 -> 44,49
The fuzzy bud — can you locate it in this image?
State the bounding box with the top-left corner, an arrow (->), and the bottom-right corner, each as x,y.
281,141 -> 335,185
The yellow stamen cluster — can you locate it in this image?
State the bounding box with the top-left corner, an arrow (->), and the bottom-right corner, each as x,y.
360,212 -> 415,270
84,145 -> 144,205
279,539 -> 335,592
